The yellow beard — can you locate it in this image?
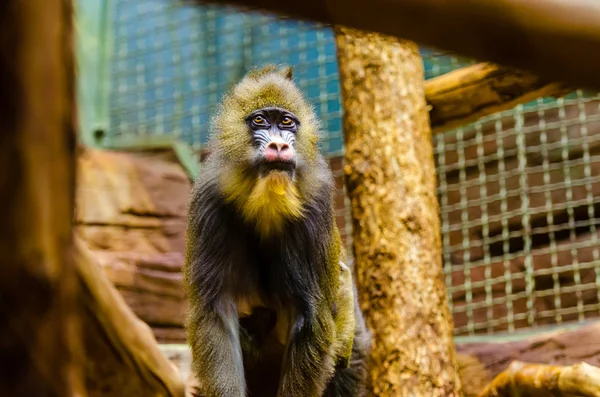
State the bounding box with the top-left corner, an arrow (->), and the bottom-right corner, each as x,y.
222,169 -> 304,237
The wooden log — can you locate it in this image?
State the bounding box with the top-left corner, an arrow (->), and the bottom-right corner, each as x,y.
425,63 -> 571,134
200,0 -> 600,90
476,361 -> 600,397
336,27 -> 462,396
73,237 -> 186,396
456,321 -> 600,396
0,0 -> 83,395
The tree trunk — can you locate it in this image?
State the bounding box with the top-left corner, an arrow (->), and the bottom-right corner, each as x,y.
335,26 -> 462,397
0,1 -> 82,396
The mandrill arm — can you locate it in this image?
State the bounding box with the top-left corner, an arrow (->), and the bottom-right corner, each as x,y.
332,261 -> 356,369
277,307 -> 338,397
187,300 -> 246,397
183,180 -> 247,397
277,255 -> 351,397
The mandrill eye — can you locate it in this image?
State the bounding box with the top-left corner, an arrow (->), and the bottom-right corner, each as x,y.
280,117 -> 296,129
252,115 -> 267,126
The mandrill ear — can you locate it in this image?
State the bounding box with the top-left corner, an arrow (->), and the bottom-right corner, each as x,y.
279,65 -> 294,81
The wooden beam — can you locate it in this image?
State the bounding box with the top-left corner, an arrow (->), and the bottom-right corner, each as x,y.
425,63 -> 572,134
199,0 -> 600,91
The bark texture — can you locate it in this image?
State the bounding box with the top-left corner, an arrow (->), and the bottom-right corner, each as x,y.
335,26 -> 462,397
0,0 -> 82,395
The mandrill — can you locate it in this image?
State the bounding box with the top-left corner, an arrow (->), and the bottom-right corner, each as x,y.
183,64 -> 370,397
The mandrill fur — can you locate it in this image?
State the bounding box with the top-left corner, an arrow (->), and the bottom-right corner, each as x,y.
183,64 -> 370,397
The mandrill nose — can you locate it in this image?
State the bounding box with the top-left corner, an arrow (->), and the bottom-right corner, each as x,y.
267,141 -> 290,153
264,140 -> 294,162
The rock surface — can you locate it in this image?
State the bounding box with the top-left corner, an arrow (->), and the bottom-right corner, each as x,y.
76,148 -> 191,342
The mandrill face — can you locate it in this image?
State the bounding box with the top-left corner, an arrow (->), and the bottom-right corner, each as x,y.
211,65 -> 327,237
247,106 -> 300,180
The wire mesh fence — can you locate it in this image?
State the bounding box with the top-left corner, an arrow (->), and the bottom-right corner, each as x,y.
89,0 -> 600,337
435,89 -> 600,336
109,0 -> 344,156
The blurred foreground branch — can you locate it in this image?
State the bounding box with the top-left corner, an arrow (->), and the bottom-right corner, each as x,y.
0,1 -> 187,394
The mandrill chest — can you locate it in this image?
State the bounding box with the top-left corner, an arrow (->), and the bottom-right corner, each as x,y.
235,294 -> 296,397
241,170 -> 304,237
229,229 -> 305,365
236,292 -> 293,348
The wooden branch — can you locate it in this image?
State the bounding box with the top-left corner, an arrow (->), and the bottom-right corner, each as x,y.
425,63 -> 572,134
477,361 -> 600,397
456,321 -> 600,396
74,237 -> 187,397
199,0 -> 600,90
0,1 -> 83,395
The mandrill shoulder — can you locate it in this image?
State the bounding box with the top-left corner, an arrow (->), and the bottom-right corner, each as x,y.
187,157 -> 240,232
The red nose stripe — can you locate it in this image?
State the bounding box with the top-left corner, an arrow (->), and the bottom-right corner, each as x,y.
278,150 -> 294,162
264,145 -> 294,162
264,147 -> 280,162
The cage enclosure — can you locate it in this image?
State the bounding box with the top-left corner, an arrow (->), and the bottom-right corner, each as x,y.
70,0 -> 600,396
